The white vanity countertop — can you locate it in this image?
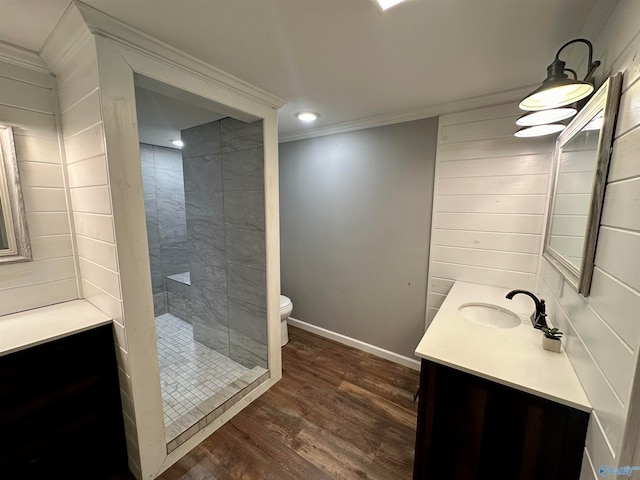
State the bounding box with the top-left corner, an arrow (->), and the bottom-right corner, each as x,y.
415,281 -> 591,412
0,300 -> 113,357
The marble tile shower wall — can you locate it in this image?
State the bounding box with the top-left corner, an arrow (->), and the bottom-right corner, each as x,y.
181,118 -> 267,368
140,144 -> 188,315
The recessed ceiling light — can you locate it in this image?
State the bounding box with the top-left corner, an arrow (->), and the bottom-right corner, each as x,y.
375,0 -> 409,11
171,139 -> 184,148
296,112 -> 320,122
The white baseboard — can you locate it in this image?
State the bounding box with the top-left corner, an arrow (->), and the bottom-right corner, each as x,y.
287,317 -> 421,371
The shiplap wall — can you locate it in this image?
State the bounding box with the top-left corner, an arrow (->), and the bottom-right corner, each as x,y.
426,104 -> 554,324
537,0 -> 640,476
45,30 -> 142,477
0,57 -> 78,315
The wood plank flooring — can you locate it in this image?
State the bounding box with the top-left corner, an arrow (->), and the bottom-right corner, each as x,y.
159,326 -> 420,480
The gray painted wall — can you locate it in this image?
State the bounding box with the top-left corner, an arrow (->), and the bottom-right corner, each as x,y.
279,117 -> 438,358
140,144 -> 188,316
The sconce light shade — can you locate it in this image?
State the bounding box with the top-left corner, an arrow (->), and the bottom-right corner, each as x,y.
516,107 -> 577,126
519,81 -> 593,111
519,39 -> 600,111
514,124 -> 566,138
520,60 -> 594,111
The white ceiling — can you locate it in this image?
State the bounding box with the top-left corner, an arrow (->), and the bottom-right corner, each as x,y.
0,0 -> 70,52
0,0 -> 601,137
134,86 -> 225,149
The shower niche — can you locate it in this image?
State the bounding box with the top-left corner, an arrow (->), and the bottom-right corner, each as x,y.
135,78 -> 269,449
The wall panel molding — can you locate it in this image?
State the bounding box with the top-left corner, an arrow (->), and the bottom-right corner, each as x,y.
425,102 -> 553,326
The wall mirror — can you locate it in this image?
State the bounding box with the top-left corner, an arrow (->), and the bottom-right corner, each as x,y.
0,125 -> 31,264
543,73 -> 623,296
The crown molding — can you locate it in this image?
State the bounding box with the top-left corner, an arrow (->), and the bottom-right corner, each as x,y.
279,85 -> 536,143
0,40 -> 50,74
73,1 -> 285,110
40,2 -> 93,74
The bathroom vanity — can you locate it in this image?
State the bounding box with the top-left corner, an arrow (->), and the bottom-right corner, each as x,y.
414,282 -> 591,480
0,301 -> 129,478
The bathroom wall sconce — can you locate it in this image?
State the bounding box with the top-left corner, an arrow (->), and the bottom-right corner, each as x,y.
516,107 -> 577,127
514,124 -> 566,138
519,38 -> 601,111
171,139 -> 184,148
515,38 -> 600,137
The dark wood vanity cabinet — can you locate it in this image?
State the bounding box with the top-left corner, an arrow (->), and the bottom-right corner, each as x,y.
0,325 -> 130,479
413,360 -> 589,480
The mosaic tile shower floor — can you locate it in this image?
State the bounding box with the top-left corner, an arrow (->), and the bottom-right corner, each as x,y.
155,313 -> 266,443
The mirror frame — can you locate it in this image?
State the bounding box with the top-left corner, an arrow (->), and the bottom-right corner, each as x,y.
0,125 -> 31,264
543,72 -> 623,296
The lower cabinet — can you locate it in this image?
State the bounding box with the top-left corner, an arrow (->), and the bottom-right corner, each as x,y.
0,324 -> 130,479
413,360 -> 589,480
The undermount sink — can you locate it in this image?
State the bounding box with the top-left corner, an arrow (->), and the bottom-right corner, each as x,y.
458,303 -> 521,329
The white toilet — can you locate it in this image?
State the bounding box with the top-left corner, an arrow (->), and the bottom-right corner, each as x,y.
280,295 -> 293,346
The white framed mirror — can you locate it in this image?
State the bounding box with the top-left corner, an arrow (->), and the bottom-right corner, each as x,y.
543,73 -> 623,296
0,125 -> 31,264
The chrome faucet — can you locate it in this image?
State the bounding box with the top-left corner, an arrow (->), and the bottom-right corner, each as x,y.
505,289 -> 548,329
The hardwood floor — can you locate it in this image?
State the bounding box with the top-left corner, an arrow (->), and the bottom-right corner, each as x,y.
159,326 -> 420,480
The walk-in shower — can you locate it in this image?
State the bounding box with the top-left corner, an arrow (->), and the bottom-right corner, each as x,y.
135,80 -> 269,449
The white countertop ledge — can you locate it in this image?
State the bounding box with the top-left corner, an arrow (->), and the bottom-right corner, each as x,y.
0,300 -> 113,357
415,281 -> 591,412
